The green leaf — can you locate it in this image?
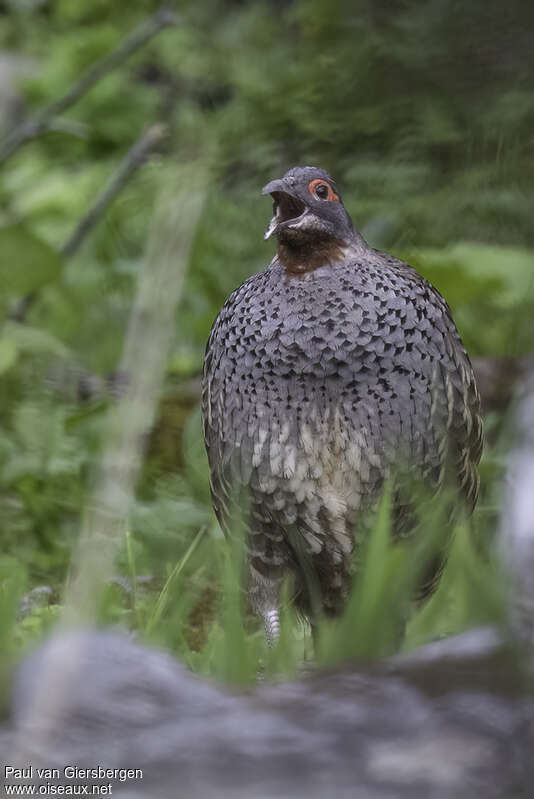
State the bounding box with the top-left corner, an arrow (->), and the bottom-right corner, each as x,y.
3,322 -> 70,358
0,338 -> 18,374
0,225 -> 63,295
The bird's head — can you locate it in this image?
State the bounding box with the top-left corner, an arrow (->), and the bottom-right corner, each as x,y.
262,166 -> 354,247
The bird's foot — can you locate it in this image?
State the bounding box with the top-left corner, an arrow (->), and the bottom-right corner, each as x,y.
264,608 -> 280,645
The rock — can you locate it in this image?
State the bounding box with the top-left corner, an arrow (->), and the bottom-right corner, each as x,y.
2,626 -> 532,798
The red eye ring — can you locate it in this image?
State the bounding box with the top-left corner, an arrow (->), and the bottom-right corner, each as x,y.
308,179 -> 339,202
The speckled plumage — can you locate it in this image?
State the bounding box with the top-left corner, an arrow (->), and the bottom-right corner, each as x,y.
202,167 -> 483,632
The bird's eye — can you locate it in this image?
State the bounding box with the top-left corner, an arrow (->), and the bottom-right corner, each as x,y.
308,179 -> 339,202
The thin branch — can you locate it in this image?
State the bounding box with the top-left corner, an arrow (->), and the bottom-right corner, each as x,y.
0,5 -> 178,167
9,124 -> 168,322
61,123 -> 168,259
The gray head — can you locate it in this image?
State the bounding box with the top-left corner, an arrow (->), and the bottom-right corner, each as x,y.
262,166 -> 354,245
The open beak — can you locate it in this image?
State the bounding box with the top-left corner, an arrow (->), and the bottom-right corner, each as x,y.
262,179 -> 307,240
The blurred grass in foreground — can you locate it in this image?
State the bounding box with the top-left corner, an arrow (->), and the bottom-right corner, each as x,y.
0,463 -> 505,690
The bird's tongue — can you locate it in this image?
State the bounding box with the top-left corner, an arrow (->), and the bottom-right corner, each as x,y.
264,214 -> 279,240
264,192 -> 305,240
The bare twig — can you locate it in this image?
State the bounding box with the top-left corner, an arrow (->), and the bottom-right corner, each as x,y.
0,5 -> 178,167
61,123 -> 168,259
9,291 -> 37,323
9,124 -> 168,322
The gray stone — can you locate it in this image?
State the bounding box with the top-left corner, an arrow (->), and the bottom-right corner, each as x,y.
2,626 -> 532,798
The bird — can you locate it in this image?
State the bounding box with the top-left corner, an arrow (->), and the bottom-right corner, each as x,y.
202,166 -> 483,642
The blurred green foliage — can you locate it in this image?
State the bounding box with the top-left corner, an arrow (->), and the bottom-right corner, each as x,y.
0,0 -> 532,678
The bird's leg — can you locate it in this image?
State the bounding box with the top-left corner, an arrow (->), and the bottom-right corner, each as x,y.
247,539 -> 284,646
263,607 -> 280,646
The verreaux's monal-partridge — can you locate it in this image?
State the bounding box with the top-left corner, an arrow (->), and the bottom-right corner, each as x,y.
202,166 -> 483,640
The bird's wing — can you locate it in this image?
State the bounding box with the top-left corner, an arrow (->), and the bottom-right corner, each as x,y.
425,285 -> 483,510
201,278 -> 260,535
378,250 -> 483,506
377,254 -> 484,598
